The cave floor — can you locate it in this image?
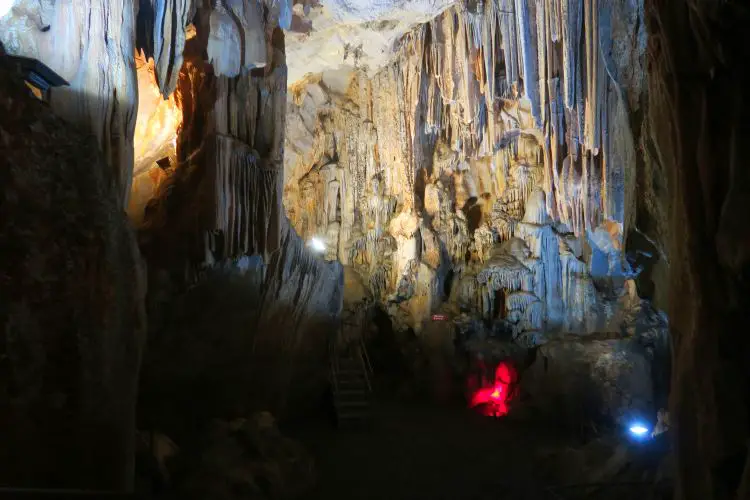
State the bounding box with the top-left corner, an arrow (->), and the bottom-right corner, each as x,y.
290,399 -> 574,500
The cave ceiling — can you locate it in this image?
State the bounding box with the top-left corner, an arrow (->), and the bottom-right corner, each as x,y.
282,0 -> 657,342
0,0 -> 662,342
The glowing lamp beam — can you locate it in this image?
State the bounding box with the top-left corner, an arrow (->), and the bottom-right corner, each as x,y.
468,361 -> 517,418
0,0 -> 15,18
308,237 -> 326,253
628,424 -> 650,437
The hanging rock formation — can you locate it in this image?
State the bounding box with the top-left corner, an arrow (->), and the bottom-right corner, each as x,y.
132,2 -> 344,423
284,0 -> 456,83
284,0 -> 649,343
0,0 -> 341,490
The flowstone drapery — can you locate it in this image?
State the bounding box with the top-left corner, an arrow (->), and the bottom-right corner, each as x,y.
284,0 -> 645,339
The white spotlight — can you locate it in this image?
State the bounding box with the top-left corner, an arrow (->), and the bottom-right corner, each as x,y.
628,423 -> 650,438
308,237 -> 326,253
0,0 -> 16,19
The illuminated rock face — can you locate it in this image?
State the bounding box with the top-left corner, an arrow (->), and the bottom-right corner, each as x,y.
285,0 -> 456,83
0,0 -> 342,488
0,0 -> 139,203
284,0 -> 646,339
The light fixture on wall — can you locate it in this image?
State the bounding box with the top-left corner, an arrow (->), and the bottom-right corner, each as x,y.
628,422 -> 650,439
0,0 -> 16,18
308,237 -> 326,253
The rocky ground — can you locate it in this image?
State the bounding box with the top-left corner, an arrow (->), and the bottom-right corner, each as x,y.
290,398 -> 673,500
134,394 -> 673,500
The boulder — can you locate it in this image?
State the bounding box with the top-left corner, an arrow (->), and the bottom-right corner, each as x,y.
179,412 -> 316,500
520,337 -> 654,432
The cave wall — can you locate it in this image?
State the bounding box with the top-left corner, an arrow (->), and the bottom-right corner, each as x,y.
0,0 -> 139,204
0,0 -> 342,489
645,1 -> 750,498
133,4 -> 343,425
284,0 -> 652,343
0,62 -> 146,491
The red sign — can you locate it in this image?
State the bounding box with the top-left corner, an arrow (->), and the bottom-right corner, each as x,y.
431,314 -> 448,321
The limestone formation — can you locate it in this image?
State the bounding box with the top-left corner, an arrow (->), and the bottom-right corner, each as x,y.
4,0 -> 745,496
0,0 -> 342,489
0,0 -> 139,204
284,0 -> 645,339
131,4 -> 343,422
0,61 -> 146,491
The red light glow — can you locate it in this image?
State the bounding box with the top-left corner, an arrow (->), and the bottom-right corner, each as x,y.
468,361 -> 517,417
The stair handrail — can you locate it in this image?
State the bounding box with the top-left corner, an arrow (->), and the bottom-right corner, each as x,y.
354,315 -> 374,393
334,308 -> 375,394
328,329 -> 340,396
357,339 -> 373,393
358,331 -> 374,377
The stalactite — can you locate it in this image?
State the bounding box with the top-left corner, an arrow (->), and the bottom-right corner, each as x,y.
212,136 -> 280,261
499,0 -> 520,91
151,0 -> 197,97
283,0 -> 641,335
515,0 -> 542,127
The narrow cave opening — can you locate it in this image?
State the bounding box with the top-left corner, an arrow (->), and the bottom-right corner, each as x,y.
493,288 -> 506,320
463,199 -> 482,233
443,269 -> 455,299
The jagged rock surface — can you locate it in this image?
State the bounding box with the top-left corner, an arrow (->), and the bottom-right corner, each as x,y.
0,63 -> 146,490
1,0 -> 344,489
176,412 -> 316,500
285,0 -> 456,83
646,1 -> 750,498
135,18 -> 343,422
521,335 -> 654,430
0,0 -> 139,204
284,0 -> 648,341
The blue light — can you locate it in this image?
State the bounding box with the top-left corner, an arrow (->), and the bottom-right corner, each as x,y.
628,423 -> 650,437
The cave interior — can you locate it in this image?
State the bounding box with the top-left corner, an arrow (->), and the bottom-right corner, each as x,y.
0,0 -> 749,499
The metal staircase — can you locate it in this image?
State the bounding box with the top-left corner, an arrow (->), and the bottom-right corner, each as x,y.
329,320 -> 374,426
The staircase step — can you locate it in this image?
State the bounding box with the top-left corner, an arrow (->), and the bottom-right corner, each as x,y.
335,375 -> 366,382
336,366 -> 365,376
336,388 -> 367,396
336,365 -> 363,373
336,407 -> 370,416
338,414 -> 370,422
336,399 -> 369,408
335,385 -> 367,392
335,396 -> 369,405
336,383 -> 368,392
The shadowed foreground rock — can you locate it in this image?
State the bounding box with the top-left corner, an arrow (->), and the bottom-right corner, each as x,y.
174,412 -> 316,500
0,63 -> 146,491
646,1 -> 750,498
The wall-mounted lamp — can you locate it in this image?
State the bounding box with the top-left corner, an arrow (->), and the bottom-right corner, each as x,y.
308,237 -> 326,253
